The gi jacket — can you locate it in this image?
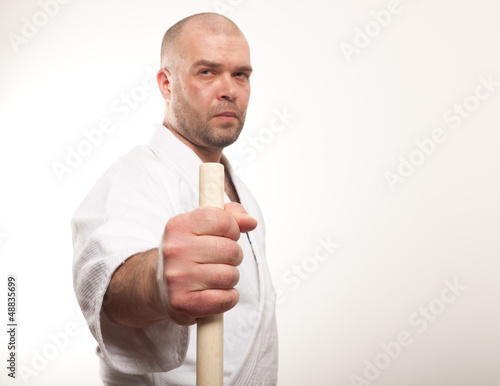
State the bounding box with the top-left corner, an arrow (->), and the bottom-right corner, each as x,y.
71,123 -> 278,385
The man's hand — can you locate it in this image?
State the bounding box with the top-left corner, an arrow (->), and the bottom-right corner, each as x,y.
103,202 -> 257,329
158,202 -> 257,325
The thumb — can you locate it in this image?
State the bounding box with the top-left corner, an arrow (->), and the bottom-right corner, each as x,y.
224,202 -> 258,233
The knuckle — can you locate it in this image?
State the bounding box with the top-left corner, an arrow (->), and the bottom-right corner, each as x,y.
161,241 -> 181,260
168,293 -> 185,313
164,267 -> 181,284
169,290 -> 199,317
164,214 -> 181,233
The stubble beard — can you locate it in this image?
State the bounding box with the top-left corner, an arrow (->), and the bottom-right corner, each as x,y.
171,88 -> 246,149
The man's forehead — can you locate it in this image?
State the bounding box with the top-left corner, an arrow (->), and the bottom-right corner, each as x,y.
181,30 -> 251,68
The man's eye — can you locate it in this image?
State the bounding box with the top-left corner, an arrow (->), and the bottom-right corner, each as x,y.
200,69 -> 213,75
235,73 -> 248,79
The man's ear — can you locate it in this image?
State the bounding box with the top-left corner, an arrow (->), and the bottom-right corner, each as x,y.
157,69 -> 172,100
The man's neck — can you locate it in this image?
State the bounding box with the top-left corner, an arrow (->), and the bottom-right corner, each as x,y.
163,123 -> 240,202
164,123 -> 222,163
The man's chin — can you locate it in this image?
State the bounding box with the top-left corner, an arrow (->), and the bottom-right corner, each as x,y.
208,135 -> 240,148
206,130 -> 241,148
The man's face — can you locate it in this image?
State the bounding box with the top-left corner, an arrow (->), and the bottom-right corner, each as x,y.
166,26 -> 252,151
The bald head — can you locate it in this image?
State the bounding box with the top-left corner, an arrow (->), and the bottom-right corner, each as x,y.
161,13 -> 244,70
156,13 -> 252,160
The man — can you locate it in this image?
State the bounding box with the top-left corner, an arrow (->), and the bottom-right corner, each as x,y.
71,12 -> 278,385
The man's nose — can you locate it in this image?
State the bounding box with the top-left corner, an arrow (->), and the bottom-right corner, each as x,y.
218,74 -> 237,101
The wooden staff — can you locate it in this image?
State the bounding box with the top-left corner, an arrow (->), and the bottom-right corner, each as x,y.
197,162 -> 225,386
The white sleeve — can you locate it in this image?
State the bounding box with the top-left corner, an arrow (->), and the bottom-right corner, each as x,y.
71,151 -> 189,374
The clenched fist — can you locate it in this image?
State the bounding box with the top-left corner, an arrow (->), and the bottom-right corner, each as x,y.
157,202 -> 257,325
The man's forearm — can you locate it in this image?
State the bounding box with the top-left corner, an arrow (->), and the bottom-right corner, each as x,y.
103,248 -> 166,328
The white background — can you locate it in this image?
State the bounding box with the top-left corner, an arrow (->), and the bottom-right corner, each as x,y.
1,0 -> 499,385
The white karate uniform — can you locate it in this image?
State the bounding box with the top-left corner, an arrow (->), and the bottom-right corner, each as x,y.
71,123 -> 279,385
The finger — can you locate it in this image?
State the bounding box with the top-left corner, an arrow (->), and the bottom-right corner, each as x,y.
224,202 -> 258,233
189,289 -> 240,318
194,264 -> 240,290
168,288 -> 240,320
189,236 -> 243,265
186,207 -> 242,240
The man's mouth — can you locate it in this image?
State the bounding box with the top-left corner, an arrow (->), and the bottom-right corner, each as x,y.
214,111 -> 238,118
213,111 -> 238,123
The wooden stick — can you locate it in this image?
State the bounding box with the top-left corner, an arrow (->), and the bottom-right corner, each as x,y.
197,162 -> 224,386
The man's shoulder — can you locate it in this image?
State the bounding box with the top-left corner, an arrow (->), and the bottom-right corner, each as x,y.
73,144 -> 183,217
102,143 -> 177,182
82,144 -> 180,201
